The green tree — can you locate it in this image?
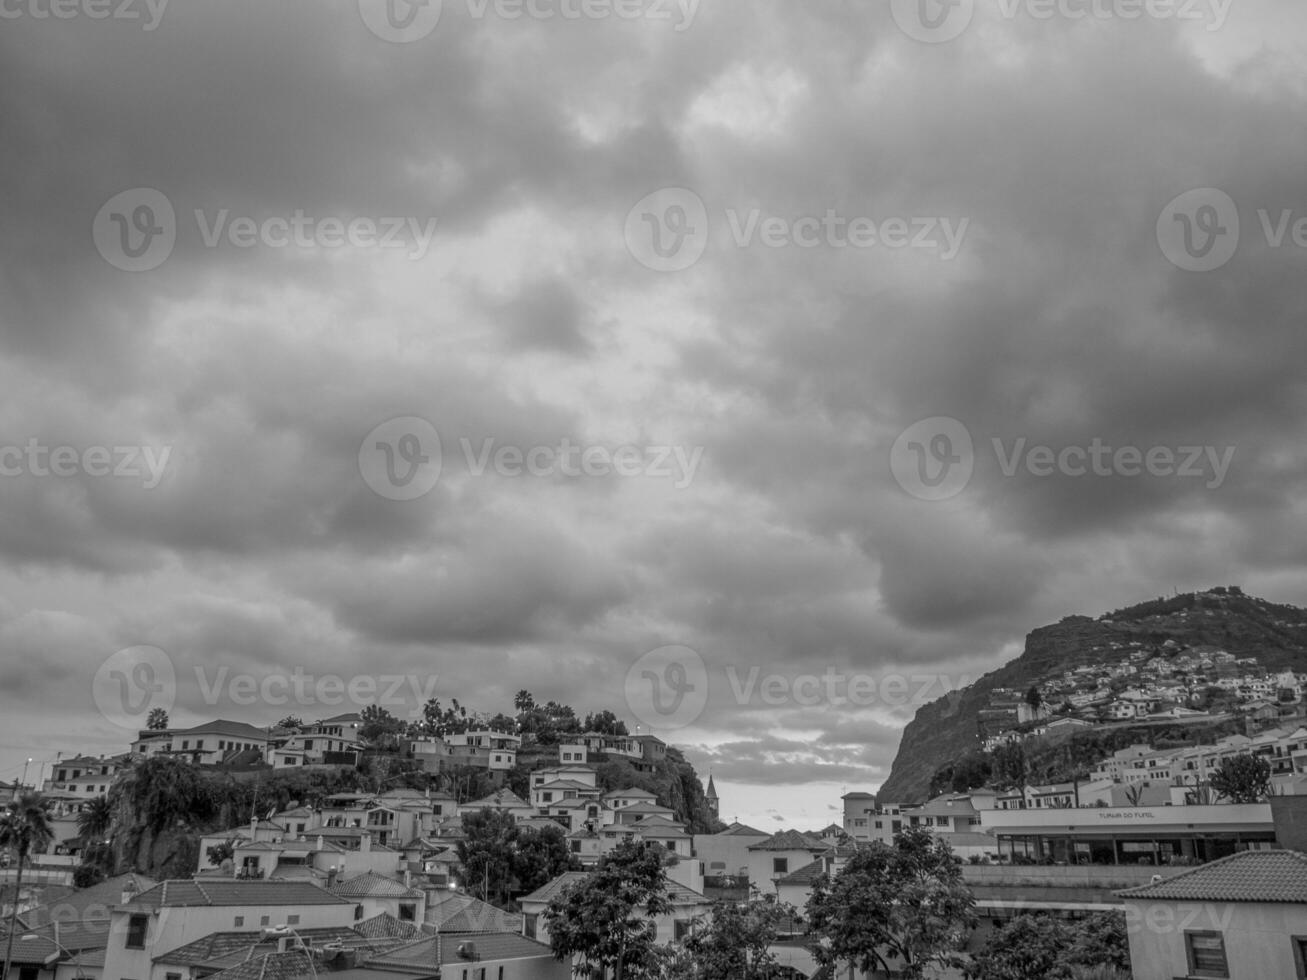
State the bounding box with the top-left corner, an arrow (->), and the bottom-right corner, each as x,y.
513,822 -> 579,896
967,911 -> 1129,980
207,838 -> 239,867
359,705 -> 405,748
110,756 -> 217,834
806,828 -> 976,980
583,710 -> 629,736
1025,686 -> 1044,712
932,752 -> 992,796
76,795 -> 115,873
965,914 -> 1074,980
1066,911 -> 1130,973
276,715 -> 304,730
72,864 -> 106,888
1209,753 -> 1272,803
991,741 -> 1028,790
543,840 -> 673,980
456,808 -> 519,906
146,707 -> 170,730
514,690 -> 535,714
442,765 -> 496,804
2,792 -> 54,980
681,895 -> 796,979
76,795 -> 113,841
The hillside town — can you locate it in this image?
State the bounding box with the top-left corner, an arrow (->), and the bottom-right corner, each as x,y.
7,680 -> 1307,980
979,645 -> 1307,755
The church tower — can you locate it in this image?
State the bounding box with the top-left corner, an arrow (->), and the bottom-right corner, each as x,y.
705,774 -> 719,817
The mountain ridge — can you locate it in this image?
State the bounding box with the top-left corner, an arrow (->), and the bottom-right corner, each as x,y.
877,587 -> 1307,803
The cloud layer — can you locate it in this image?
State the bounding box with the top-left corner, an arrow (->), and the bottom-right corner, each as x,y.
3,0 -> 1307,826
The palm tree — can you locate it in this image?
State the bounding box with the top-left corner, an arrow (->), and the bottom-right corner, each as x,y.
514,690 -> 534,714
1,792 -> 54,980
76,796 -> 112,842
77,796 -> 114,873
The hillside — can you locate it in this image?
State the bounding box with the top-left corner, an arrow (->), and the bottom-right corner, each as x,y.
877,587 -> 1307,803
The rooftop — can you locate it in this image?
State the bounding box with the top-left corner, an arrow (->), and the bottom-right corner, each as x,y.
749,829 -> 830,852
1118,849 -> 1307,903
331,872 -> 423,899
128,879 -> 353,909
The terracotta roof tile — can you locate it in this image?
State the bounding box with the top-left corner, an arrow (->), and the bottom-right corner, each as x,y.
1117,849 -> 1307,903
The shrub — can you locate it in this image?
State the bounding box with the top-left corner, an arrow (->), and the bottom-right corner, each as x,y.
73,864 -> 106,888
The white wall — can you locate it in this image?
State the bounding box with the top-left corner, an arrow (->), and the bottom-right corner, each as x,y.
1123,899 -> 1307,980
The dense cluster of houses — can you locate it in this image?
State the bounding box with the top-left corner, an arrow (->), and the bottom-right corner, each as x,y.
980,642 -> 1307,753
1,750 -> 877,980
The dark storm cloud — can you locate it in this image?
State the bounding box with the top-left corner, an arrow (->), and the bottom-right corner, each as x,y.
3,0 -> 1307,802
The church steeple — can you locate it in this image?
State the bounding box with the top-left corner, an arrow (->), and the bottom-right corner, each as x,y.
705,774 -> 719,815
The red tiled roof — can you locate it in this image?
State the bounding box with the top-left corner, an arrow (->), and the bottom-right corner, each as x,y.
128,879 -> 352,909
715,822 -> 768,837
1118,849 -> 1307,903
749,829 -> 830,852
776,858 -> 828,887
155,928 -> 361,967
330,872 -> 422,899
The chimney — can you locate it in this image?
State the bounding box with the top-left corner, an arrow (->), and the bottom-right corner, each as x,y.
327,866 -> 338,889
360,832 -> 371,853
251,816 -> 259,838
121,878 -> 138,905
403,868 -> 411,889
317,835 -> 325,851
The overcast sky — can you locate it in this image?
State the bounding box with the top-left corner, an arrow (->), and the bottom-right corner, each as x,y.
3,0 -> 1307,830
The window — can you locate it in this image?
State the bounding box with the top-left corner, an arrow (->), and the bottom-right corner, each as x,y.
125,914 -> 149,949
399,904 -> 416,921
167,972 -> 181,980
1293,936 -> 1307,979
1185,931 -> 1229,978
234,916 -> 245,927
287,915 -> 300,925
773,858 -> 788,874
260,916 -> 270,926
674,919 -> 692,941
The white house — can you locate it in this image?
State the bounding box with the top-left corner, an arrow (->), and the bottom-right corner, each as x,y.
1118,849 -> 1307,980
102,880 -> 357,980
